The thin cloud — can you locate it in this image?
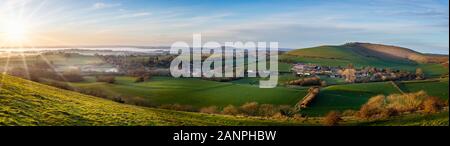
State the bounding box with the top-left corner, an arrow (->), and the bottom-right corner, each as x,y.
117,12 -> 152,18
92,2 -> 121,9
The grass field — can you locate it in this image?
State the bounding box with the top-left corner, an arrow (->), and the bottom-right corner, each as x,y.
70,76 -> 308,108
69,75 -> 449,116
397,78 -> 449,99
301,82 -> 403,116
71,75 -> 444,117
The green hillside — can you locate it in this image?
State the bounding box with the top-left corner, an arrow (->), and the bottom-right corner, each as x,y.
0,74 -> 306,126
397,79 -> 449,100
281,45 -> 448,77
1,74 -> 447,126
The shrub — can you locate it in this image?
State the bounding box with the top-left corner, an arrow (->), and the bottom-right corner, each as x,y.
240,102 -> 259,116
386,91 -> 427,112
287,77 -> 322,86
423,96 -> 444,114
62,69 -> 84,82
8,67 -> 28,79
272,112 -> 289,120
135,75 -> 152,83
200,106 -> 219,114
380,108 -> 398,118
278,105 -> 295,117
43,80 -> 73,90
111,96 -> 125,103
258,104 -> 277,116
358,91 -> 435,119
159,104 -> 195,112
123,96 -> 155,107
96,76 -> 116,84
323,111 -> 342,126
342,110 -> 357,117
222,105 -> 240,115
135,76 -> 145,83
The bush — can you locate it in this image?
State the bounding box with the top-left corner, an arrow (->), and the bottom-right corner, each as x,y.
278,105 -> 295,117
380,108 -> 398,118
222,105 -> 240,115
385,91 -> 427,112
323,111 -> 342,126
358,91 -> 437,119
159,104 -> 195,112
287,77 -> 321,86
240,102 -> 259,116
123,96 -> 155,107
62,69 -> 84,82
258,104 -> 277,116
423,96 -> 444,114
272,112 -> 289,120
96,76 -> 116,84
200,106 -> 219,114
8,67 -> 28,79
42,80 -> 73,90
342,110 -> 357,117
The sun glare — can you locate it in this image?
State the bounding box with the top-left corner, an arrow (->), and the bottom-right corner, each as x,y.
3,20 -> 28,42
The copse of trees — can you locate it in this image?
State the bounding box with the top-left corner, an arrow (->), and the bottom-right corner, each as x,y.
62,68 -> 84,82
96,75 -> 116,84
287,76 -> 322,86
199,102 -> 296,118
323,111 -> 343,126
7,61 -> 72,82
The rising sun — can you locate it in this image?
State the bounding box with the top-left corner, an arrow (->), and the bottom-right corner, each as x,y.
3,19 -> 29,43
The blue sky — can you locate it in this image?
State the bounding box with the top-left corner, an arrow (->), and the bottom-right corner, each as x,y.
0,0 -> 448,54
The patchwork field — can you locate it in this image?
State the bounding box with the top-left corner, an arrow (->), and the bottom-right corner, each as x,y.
70,76 -> 309,108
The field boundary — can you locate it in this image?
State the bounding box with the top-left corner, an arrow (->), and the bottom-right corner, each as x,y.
390,81 -> 405,94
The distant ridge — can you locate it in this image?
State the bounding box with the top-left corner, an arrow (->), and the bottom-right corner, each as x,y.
343,42 -> 449,64
286,43 -> 449,66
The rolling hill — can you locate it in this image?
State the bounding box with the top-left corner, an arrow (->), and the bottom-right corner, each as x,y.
282,43 -> 449,76
1,74 -> 447,126
0,74 -> 305,126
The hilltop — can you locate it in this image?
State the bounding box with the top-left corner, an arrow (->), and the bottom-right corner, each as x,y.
0,74 -> 301,126
343,43 -> 449,64
282,43 -> 449,76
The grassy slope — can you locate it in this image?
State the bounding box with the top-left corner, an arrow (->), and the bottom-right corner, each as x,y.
1,75 -> 447,126
0,74 -> 308,126
282,46 -> 448,77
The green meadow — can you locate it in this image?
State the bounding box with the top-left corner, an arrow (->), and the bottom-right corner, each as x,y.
70,76 -> 308,108
397,79 -> 449,99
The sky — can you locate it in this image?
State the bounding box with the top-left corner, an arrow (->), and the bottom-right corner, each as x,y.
0,0 -> 448,54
